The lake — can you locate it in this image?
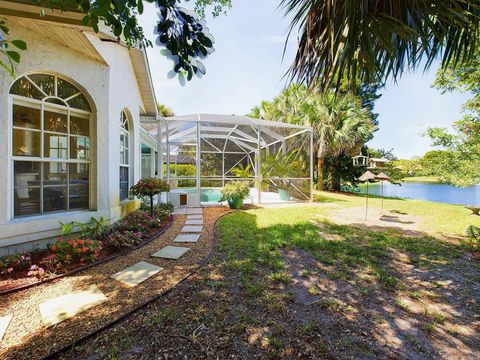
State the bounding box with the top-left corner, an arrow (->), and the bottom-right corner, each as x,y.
360,182 -> 480,207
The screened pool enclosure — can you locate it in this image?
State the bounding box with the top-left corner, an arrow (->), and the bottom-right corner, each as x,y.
142,114 -> 313,207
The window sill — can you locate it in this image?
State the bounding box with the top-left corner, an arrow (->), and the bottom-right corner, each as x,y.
10,209 -> 95,224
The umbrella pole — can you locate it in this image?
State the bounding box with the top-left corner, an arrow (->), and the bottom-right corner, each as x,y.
381,181 -> 384,214
365,181 -> 369,223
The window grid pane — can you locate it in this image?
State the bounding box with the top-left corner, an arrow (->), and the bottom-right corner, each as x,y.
10,74 -> 92,217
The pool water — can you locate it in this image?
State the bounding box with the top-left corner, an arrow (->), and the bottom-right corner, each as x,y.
200,188 -> 223,203
179,188 -> 223,203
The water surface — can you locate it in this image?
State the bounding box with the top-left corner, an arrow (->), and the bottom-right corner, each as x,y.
360,182 -> 480,207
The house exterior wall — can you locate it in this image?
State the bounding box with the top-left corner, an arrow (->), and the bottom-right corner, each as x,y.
0,25 -> 145,255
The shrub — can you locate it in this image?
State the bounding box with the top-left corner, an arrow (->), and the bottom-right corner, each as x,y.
463,225 -> 480,258
48,238 -> 102,265
221,181 -> 250,201
115,210 -> 162,233
27,264 -> 46,280
105,230 -> 143,250
130,178 -> 170,216
155,202 -> 174,219
0,254 -> 31,276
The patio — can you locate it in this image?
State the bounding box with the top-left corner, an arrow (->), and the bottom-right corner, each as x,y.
141,114 -> 314,207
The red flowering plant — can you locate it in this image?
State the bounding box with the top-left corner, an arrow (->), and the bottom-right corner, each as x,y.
129,178 -> 170,217
47,238 -> 102,267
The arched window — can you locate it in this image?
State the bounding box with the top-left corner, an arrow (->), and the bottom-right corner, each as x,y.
119,110 -> 130,201
10,74 -> 92,217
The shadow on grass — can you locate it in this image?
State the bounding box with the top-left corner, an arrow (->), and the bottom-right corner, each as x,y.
45,209 -> 480,359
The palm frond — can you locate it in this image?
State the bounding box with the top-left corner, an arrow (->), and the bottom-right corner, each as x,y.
281,0 -> 480,89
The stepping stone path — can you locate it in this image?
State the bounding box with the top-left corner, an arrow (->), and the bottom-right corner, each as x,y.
185,219 -> 203,225
39,284 -> 107,327
174,234 -> 201,243
181,225 -> 203,233
152,246 -> 190,259
23,207 -> 206,331
111,261 -> 163,287
0,315 -> 12,341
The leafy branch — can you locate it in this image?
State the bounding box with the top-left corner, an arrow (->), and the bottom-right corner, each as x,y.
0,20 -> 27,76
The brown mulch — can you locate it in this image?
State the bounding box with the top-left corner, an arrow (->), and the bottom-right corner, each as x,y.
0,217 -> 173,294
0,206 -> 229,360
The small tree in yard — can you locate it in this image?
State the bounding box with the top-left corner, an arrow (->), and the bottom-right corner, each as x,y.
130,178 -> 170,217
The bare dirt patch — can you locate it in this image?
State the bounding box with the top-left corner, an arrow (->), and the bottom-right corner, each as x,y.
327,206 -> 423,233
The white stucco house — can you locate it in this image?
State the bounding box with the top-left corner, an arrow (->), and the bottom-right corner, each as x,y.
0,1 -> 160,255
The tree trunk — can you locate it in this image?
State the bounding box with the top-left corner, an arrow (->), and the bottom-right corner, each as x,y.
332,158 -> 342,191
150,196 -> 155,217
317,157 -> 325,190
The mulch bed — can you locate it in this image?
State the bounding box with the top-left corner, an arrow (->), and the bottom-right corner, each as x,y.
0,216 -> 174,295
0,206 -> 229,360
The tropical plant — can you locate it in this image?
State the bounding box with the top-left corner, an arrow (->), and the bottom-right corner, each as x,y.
221,181 -> 250,201
250,84 -> 374,190
281,0 -> 480,90
130,178 -> 170,216
231,163 -> 253,178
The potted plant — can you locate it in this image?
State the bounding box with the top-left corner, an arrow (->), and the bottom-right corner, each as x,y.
220,181 -> 250,209
129,178 -> 170,217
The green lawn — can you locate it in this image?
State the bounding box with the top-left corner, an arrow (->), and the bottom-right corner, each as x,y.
59,202 -> 480,358
402,176 -> 441,183
313,190 -> 480,236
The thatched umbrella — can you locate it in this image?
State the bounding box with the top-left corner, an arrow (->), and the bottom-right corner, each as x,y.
375,172 -> 391,213
358,171 -> 377,222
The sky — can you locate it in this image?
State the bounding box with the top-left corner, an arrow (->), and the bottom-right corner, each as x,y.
139,0 -> 470,160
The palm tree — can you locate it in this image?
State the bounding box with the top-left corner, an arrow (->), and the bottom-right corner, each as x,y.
249,85 -> 374,190
281,0 -> 480,90
157,102 -> 175,117
311,92 -> 373,190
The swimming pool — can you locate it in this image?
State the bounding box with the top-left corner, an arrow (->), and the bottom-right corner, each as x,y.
179,188 -> 224,203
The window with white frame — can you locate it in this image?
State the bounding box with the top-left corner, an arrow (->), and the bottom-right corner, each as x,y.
119,110 -> 130,201
10,74 -> 92,217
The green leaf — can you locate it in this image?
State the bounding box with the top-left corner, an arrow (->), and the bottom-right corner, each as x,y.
6,51 -> 20,63
11,40 -> 27,50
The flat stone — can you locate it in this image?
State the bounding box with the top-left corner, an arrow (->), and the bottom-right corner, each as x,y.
39,284 -> 107,327
173,208 -> 187,215
111,261 -> 163,287
181,225 -> 203,233
185,219 -> 203,225
152,246 -> 190,259
187,215 -> 203,220
174,234 -> 200,243
0,315 -> 12,340
187,208 -> 203,215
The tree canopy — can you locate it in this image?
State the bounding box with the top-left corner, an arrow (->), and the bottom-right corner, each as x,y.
427,47 -> 480,187
1,0 -> 231,79
249,84 -> 375,190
